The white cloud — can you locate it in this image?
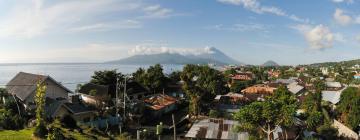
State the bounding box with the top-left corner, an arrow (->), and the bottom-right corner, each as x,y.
334,8 -> 353,26
0,43 -> 133,63
68,20 -> 142,32
128,44 -> 216,56
292,24 -> 338,50
0,0 -> 177,38
217,0 -> 310,23
205,23 -> 268,32
332,0 -> 354,3
0,0 -> 142,38
142,5 -> 173,18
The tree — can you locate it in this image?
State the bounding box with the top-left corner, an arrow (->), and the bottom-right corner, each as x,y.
337,87 -> 360,131
133,68 -> 146,85
145,64 -> 166,93
90,70 -> 123,98
33,82 -> 48,138
181,64 -> 227,117
301,92 -> 324,130
0,88 -> 8,104
317,122 -> 338,140
234,86 -> 297,140
168,71 -> 182,83
132,64 -> 167,94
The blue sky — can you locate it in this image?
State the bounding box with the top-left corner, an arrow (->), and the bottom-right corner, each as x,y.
0,0 -> 359,65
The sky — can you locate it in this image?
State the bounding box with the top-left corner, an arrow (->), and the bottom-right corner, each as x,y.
0,0 -> 360,65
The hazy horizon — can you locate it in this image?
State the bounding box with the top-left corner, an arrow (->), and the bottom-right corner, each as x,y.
1,0 -> 360,65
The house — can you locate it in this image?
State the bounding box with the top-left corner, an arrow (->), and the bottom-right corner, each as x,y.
6,72 -> 72,110
126,81 -> 148,100
143,94 -> 177,118
320,67 -> 329,75
45,95 -> 97,123
78,83 -> 110,109
321,86 -> 346,105
268,70 -> 280,78
333,120 -> 360,140
274,78 -> 297,85
241,84 -> 277,101
325,81 -> 342,90
241,84 -> 276,95
287,83 -> 305,95
230,72 -> 254,81
185,118 -> 249,140
354,73 -> 360,79
214,92 -> 249,113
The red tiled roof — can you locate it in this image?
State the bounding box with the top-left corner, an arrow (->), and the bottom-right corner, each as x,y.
144,94 -> 177,110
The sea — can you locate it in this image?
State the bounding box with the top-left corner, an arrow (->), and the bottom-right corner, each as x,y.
0,63 -> 184,91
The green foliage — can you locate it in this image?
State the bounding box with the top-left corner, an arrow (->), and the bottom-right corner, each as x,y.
230,80 -> 253,93
302,92 -> 322,113
90,69 -> 123,98
0,109 -> 25,130
180,64 -> 227,116
224,69 -> 236,76
61,115 -> 78,129
145,64 -> 166,93
0,88 -> 8,104
89,89 -> 97,96
34,82 -> 48,138
34,124 -> 48,138
47,119 -> 65,140
316,123 -> 338,140
133,64 -> 167,93
306,111 -> 324,130
337,87 -> 360,130
168,71 -> 182,83
234,87 -> 298,139
209,109 -> 220,118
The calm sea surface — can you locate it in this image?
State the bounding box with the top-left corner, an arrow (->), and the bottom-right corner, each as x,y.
0,63 -> 183,91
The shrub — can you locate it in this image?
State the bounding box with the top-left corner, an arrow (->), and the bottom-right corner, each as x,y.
0,109 -> 25,130
34,123 -> 48,138
209,109 -> 220,118
61,115 -> 77,129
47,119 -> 65,140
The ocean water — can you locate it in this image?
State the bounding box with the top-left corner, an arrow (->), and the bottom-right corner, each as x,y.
0,63 -> 183,91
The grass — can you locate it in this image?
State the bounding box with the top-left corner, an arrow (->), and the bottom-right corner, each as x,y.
0,127 -> 111,140
0,128 -> 34,140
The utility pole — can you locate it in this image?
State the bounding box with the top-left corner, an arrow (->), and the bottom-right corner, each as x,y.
172,114 -> 176,140
123,76 -> 127,121
116,77 -> 121,134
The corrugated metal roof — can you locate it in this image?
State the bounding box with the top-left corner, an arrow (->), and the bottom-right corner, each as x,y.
325,82 -> 342,88
287,84 -> 304,94
321,87 -> 346,104
185,119 -> 249,140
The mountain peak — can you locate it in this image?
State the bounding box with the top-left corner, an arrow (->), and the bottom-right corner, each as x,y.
106,47 -> 242,65
262,60 -> 279,66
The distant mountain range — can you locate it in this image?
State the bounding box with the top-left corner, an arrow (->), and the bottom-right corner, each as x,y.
308,59 -> 360,67
262,60 -> 279,67
106,47 -> 242,65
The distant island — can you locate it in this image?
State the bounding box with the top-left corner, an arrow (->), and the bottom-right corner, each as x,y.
106,47 -> 243,65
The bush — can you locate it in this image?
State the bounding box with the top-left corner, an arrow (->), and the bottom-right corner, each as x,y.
61,115 -> 77,129
317,123 -> 338,140
34,123 -> 48,138
0,109 -> 25,130
209,109 -> 221,118
47,120 -> 65,140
